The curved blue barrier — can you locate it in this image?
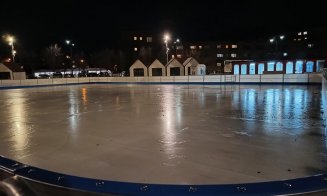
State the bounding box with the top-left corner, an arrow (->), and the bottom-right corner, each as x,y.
1,156 -> 327,195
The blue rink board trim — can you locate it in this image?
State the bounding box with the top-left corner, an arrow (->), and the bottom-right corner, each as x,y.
1,156 -> 327,195
0,81 -> 321,90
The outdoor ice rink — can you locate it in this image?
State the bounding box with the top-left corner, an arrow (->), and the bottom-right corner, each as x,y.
0,84 -> 326,185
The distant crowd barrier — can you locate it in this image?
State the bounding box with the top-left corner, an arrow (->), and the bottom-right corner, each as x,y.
0,73 -> 322,88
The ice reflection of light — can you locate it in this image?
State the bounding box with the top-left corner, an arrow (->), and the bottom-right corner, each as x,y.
160,86 -> 182,156
262,87 -> 311,134
82,88 -> 88,105
6,90 -> 30,155
68,90 -> 79,134
242,89 -> 256,119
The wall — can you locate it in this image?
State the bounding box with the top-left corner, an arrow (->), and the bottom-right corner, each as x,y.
13,72 -> 26,80
0,64 -> 13,80
129,61 -> 148,77
0,73 -> 322,88
148,61 -> 166,77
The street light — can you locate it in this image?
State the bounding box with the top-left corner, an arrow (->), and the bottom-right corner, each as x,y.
65,39 -> 76,72
3,35 -> 16,62
164,34 -> 170,64
269,35 -> 285,50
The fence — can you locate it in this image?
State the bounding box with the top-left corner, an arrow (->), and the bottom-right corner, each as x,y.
1,156 -> 327,195
0,73 -> 322,88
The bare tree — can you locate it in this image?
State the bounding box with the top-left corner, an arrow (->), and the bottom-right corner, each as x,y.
43,44 -> 63,71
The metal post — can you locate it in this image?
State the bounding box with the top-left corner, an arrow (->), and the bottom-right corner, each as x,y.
166,42 -> 169,64
11,44 -> 15,62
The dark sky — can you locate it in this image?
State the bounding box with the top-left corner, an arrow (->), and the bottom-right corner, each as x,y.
1,0 -> 327,53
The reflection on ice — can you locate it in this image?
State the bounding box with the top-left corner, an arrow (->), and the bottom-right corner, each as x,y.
5,90 -> 32,157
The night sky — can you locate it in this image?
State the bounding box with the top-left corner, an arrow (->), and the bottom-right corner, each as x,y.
1,0 -> 327,53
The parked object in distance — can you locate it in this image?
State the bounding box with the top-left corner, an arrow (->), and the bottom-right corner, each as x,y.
37,74 -> 50,79
87,72 -> 99,77
27,74 -> 37,79
99,72 -> 109,77
78,71 -> 87,77
52,72 -> 63,78
64,74 -> 75,78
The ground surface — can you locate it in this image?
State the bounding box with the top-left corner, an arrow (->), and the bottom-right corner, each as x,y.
0,84 -> 326,184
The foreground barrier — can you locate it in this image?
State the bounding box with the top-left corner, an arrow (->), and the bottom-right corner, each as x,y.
1,156 -> 327,195
0,73 -> 322,89
322,69 -> 327,132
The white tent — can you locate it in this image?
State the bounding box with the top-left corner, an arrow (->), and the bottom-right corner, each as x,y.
183,57 -> 200,76
148,59 -> 166,76
166,58 -> 184,76
0,63 -> 26,80
129,60 -> 148,77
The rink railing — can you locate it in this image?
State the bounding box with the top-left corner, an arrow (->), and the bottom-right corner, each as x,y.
323,68 -> 327,79
0,73 -> 323,88
1,156 -> 327,196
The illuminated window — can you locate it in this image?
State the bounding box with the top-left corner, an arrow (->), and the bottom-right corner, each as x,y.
232,45 -> 238,48
249,63 -> 255,74
199,45 -> 203,49
286,62 -> 294,74
177,54 -> 182,58
217,63 -> 222,66
241,64 -> 247,75
139,37 -> 143,40
298,32 -> 302,36
234,64 -> 239,75
298,38 -> 301,41
316,60 -> 325,72
217,45 -> 222,48
306,61 -> 314,72
172,55 -> 175,58
176,46 -> 183,50
134,47 -> 138,51
304,37 -> 307,40
190,46 -> 196,49
133,37 -> 137,41
231,53 -> 237,58
225,45 -> 229,49
146,37 -> 152,42
303,31 -> 307,35
295,61 -> 303,73
258,63 -> 265,74
267,62 -> 275,71
276,62 -> 283,71
308,44 -> 313,48
217,54 -> 223,58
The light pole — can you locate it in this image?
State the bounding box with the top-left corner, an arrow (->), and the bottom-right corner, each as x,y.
66,40 -> 74,59
269,35 -> 284,51
66,40 -> 76,73
164,34 -> 170,64
174,38 -> 180,56
4,35 -> 16,62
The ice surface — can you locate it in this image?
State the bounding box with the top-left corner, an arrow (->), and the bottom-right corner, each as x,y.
0,84 -> 326,184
